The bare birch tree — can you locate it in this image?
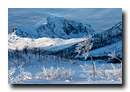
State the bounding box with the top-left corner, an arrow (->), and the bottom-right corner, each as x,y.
75,35 -> 96,78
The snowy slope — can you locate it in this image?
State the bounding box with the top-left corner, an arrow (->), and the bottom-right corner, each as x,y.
8,33 -> 87,50
13,16 -> 97,39
89,40 -> 122,58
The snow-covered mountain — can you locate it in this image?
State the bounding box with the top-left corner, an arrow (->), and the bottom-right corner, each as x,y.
13,16 -> 97,39
9,16 -> 122,62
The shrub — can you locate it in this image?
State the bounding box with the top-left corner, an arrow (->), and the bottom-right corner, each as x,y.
106,63 -> 122,81
8,65 -> 33,84
80,63 -> 122,81
35,65 -> 75,80
8,67 -> 16,84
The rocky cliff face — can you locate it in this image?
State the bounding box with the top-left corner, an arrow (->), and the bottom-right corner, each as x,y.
14,16 -> 97,39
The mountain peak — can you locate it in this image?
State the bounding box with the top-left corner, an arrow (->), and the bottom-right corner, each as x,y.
13,17 -> 97,39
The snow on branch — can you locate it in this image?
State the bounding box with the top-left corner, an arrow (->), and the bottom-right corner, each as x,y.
108,50 -> 116,59
75,34 -> 94,59
108,50 -> 122,62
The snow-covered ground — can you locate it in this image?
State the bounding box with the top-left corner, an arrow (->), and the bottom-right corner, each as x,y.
8,60 -> 122,84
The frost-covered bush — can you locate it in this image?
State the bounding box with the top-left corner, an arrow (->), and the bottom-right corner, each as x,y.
8,65 -> 33,84
80,49 -> 122,81
80,63 -> 122,81
35,65 -> 75,80
106,63 -> 122,81
8,67 -> 16,84
80,64 -> 94,81
13,65 -> 33,83
96,64 -> 112,79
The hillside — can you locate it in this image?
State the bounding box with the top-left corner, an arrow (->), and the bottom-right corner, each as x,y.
52,21 -> 122,60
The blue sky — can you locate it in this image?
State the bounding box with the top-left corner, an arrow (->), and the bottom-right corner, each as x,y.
8,8 -> 122,33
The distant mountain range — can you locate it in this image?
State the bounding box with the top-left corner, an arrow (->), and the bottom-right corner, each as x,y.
13,16 -> 97,39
